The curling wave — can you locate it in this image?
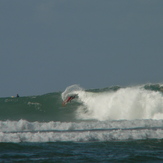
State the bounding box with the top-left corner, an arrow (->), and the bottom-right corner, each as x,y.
1,83 -> 163,142
62,84 -> 163,121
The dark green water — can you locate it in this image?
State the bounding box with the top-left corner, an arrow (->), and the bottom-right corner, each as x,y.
1,84 -> 163,162
1,140 -> 163,162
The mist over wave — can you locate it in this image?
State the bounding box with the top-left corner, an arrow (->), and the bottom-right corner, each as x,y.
62,84 -> 163,121
1,83 -> 163,142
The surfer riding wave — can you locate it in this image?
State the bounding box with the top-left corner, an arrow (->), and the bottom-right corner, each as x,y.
62,95 -> 76,106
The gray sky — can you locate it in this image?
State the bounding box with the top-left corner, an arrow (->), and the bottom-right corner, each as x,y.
0,0 -> 163,97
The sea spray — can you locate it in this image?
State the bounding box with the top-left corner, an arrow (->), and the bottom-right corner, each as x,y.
62,85 -> 163,121
61,84 -> 83,101
1,84 -> 163,143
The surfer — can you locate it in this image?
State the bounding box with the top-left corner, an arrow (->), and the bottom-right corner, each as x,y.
62,95 -> 76,106
66,95 -> 76,103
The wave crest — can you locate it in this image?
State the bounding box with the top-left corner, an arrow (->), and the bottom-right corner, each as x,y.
70,85 -> 163,121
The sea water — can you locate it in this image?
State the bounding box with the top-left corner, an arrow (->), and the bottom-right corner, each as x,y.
0,84 -> 163,162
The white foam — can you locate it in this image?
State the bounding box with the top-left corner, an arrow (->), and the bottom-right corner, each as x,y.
1,126 -> 163,142
61,84 -> 83,101
74,86 -> 163,121
0,119 -> 163,142
0,119 -> 162,132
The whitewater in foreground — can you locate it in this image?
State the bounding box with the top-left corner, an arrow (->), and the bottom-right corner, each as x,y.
0,83 -> 163,162
0,83 -> 163,142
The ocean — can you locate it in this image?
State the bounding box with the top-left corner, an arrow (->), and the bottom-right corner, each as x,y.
1,84 -> 163,162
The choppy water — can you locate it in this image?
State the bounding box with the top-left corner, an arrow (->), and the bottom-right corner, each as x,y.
1,83 -> 163,162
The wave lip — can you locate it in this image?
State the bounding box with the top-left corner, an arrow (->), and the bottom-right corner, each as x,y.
1,83 -> 163,122
1,83 -> 163,142
62,84 -> 163,121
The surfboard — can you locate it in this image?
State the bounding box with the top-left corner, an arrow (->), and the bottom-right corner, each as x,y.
62,96 -> 76,106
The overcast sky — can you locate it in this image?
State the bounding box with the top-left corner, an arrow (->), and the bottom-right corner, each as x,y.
0,0 -> 163,97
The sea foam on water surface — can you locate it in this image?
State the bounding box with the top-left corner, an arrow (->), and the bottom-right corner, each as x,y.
63,85 -> 163,121
1,84 -> 163,142
1,119 -> 163,142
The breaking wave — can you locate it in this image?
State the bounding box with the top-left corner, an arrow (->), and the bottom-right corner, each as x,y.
62,84 -> 163,121
1,83 -> 163,142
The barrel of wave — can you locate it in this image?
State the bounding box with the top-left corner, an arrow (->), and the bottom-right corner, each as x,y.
61,85 -> 84,106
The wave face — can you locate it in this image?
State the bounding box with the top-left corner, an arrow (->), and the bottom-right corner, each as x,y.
1,83 -> 163,142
